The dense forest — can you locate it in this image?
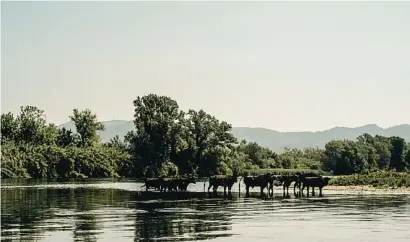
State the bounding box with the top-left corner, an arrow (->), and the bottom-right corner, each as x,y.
1,94 -> 410,179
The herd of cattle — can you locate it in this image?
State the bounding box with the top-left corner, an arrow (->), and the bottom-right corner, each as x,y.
142,173 -> 332,197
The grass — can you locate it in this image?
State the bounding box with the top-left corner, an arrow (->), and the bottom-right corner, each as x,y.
242,168 -> 330,177
329,171 -> 410,188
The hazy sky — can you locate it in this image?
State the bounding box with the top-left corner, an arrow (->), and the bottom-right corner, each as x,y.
2,1 -> 409,132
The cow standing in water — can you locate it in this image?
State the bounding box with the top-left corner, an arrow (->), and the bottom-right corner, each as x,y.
142,178 -> 163,191
301,176 -> 332,197
160,175 -> 197,192
178,175 -> 197,191
279,174 -> 299,197
243,174 -> 271,197
267,175 -> 282,196
207,174 -> 238,195
293,172 -> 322,197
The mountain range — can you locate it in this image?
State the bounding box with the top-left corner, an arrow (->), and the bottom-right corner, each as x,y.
58,121 -> 410,153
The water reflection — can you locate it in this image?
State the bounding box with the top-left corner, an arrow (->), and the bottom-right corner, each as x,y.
2,180 -> 410,241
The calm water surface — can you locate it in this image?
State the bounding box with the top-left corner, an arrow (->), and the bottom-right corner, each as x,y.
2,179 -> 410,242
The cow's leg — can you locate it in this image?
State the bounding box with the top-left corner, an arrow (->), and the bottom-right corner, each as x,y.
246,185 -> 250,197
319,187 -> 323,197
208,184 -> 212,193
312,187 -> 316,196
307,186 -> 310,197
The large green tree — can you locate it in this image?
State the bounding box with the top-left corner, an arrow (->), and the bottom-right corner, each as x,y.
185,109 -> 237,176
69,109 -> 105,147
127,94 -> 181,176
389,136 -> 407,171
1,112 -> 18,144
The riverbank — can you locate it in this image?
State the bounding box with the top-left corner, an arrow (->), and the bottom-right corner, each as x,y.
325,185 -> 410,193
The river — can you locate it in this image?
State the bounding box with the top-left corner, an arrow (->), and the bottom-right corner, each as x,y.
1,179 -> 410,241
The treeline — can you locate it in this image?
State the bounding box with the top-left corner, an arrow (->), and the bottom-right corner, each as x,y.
1,94 -> 410,179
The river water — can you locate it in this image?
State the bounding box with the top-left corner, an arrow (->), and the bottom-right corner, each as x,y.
1,179 -> 410,242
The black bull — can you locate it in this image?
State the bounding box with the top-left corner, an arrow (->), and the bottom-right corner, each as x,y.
242,173 -> 331,197
205,175 -> 238,194
300,176 -> 332,197
142,176 -> 197,192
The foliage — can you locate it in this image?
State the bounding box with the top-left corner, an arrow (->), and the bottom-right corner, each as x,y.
158,161 -> 179,177
322,134 -> 410,175
1,142 -> 131,179
69,109 -> 105,147
243,168 -> 329,177
1,95 -> 409,180
329,171 -> 410,188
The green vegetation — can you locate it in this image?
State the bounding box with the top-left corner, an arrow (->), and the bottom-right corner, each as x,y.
1,94 -> 410,181
329,171 -> 410,188
243,168 -> 329,177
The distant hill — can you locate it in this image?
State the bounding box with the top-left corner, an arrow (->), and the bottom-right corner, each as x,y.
58,121 -> 410,153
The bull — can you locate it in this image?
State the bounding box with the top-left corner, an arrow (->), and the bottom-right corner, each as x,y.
178,175 -> 197,191
207,174 -> 238,194
279,174 -> 299,197
160,178 -> 180,192
267,175 -> 282,196
294,172 -> 322,196
243,174 -> 271,197
142,178 -> 163,191
301,176 -> 331,197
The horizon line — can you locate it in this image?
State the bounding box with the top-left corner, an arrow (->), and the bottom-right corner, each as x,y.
58,120 -> 409,133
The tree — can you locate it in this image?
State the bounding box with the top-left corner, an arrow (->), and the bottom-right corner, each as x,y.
69,109 -> 104,147
16,106 -> 54,145
236,141 -> 276,168
389,136 -> 406,171
1,112 -> 18,144
373,135 -> 392,170
405,145 -> 410,170
127,94 -> 181,176
185,109 -> 237,176
57,127 -> 77,147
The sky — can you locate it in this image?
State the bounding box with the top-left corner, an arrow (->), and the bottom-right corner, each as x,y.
1,1 -> 409,132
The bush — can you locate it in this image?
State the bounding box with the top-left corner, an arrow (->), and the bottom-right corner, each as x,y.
242,168 -> 329,177
329,171 -> 410,187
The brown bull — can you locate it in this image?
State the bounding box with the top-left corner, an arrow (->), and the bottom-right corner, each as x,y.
301,176 -> 331,197
207,174 -> 238,194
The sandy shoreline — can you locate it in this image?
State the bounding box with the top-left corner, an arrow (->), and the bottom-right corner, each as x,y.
325,185 -> 410,193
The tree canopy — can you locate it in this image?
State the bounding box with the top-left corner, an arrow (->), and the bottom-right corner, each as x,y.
1,94 -> 409,179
